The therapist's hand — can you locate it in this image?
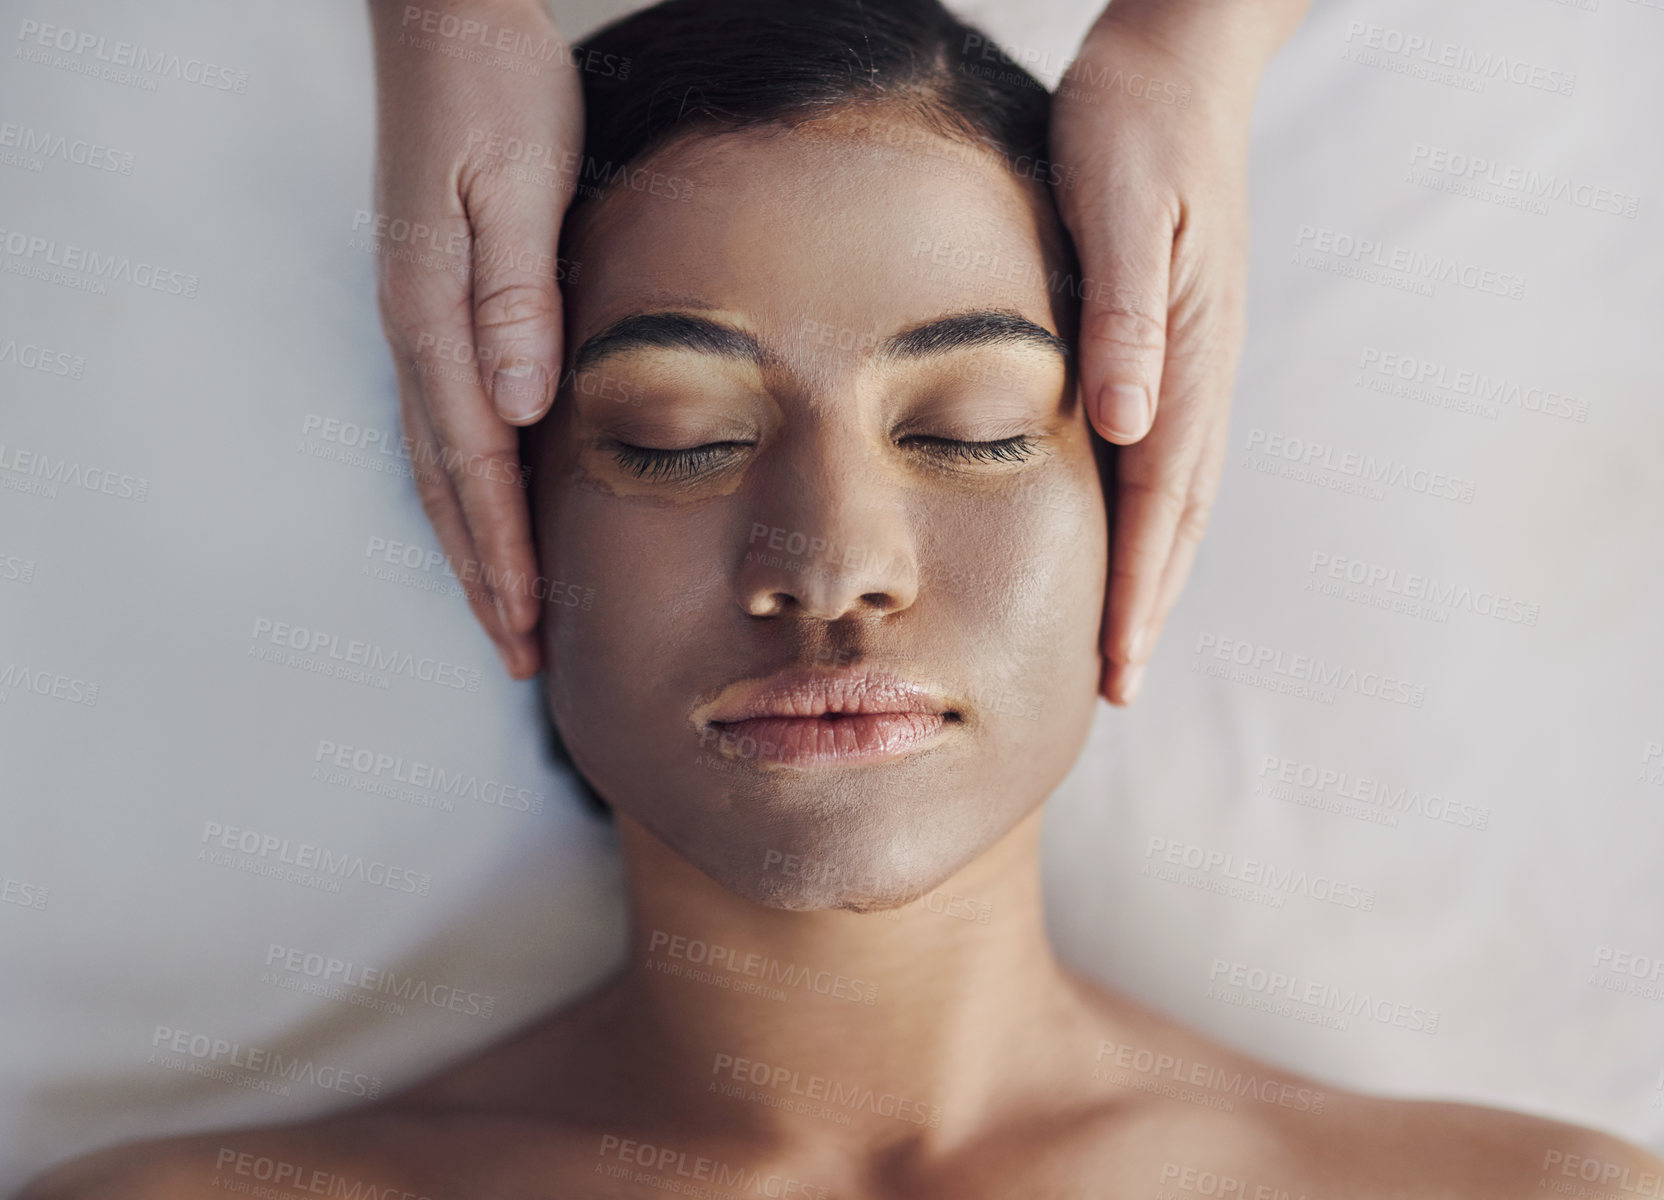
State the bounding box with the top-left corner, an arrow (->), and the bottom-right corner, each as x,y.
367,0 -> 583,678
1052,0 -> 1309,705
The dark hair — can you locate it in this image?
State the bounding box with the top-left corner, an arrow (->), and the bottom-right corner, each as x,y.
531,0 -> 1066,818
566,0 -> 1059,227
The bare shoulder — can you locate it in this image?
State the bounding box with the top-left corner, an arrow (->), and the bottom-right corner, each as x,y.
1232,1070 -> 1664,1199
1063,975 -> 1664,1199
1334,1092 -> 1664,1199
9,1113 -> 440,1200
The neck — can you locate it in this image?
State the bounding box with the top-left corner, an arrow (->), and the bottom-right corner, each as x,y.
595,808 -> 1095,1150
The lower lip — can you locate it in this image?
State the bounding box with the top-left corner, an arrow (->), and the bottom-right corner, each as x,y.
707,712 -> 951,767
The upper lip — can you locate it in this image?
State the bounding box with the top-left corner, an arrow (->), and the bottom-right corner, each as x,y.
698,667 -> 959,724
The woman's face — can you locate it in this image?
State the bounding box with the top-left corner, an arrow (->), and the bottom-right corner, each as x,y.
533,112 -> 1108,910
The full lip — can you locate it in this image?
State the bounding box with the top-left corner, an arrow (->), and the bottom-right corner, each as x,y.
693,666 -> 966,768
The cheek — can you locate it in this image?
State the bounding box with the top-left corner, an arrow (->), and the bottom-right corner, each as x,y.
893,449 -> 1106,831
923,452 -> 1107,715
537,483 -> 729,764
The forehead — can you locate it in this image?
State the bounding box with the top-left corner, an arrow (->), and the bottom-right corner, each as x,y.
564,116 -> 1066,367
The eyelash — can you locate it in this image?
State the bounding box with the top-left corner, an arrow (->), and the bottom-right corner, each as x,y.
607,435 -> 1043,480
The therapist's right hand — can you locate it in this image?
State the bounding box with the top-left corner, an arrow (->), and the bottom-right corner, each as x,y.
366,0 -> 583,678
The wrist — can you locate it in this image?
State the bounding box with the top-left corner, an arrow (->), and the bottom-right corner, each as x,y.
367,0 -> 558,38
1089,0 -> 1309,88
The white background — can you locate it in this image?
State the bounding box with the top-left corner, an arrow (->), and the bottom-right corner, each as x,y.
1,0 -> 1661,1185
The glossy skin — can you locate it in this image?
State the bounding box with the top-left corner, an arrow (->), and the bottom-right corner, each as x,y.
529,114 -> 1105,912
364,0 -> 1316,708
17,116 -> 1662,1200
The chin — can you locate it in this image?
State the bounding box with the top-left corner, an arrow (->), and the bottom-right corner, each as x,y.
658,781 -> 1030,913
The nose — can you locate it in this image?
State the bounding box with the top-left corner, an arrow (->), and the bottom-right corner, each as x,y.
737,427 -> 919,621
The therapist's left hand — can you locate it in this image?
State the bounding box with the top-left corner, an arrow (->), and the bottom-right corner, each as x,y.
1051,0 -> 1307,706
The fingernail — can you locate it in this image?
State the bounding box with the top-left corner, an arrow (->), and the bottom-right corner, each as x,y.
493,363 -> 549,422
492,589 -> 517,630
1127,623 -> 1147,662
1115,663 -> 1146,705
499,583 -> 535,633
1098,383 -> 1150,440
493,639 -> 519,676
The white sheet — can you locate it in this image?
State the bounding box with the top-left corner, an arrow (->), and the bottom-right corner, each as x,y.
2,0 -> 1660,1184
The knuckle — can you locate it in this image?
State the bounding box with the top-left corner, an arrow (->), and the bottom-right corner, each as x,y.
473,279 -> 558,344
1118,474 -> 1189,521
412,461 -> 452,520
1082,306 -> 1166,362
1175,496 -> 1213,544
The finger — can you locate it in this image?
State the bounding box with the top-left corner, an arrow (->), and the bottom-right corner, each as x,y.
1067,188 -> 1177,446
1098,330 -> 1220,694
372,196 -> 528,634
396,353 -> 542,680
465,163 -> 566,428
1103,407 -> 1228,706
395,230 -> 546,641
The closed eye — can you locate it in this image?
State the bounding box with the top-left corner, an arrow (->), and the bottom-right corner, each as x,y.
607,440 -> 751,482
606,433 -> 1044,482
899,434 -> 1043,465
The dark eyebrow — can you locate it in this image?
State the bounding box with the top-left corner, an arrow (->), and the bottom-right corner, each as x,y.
880,310 -> 1069,363
569,307 -> 1067,371
573,312 -> 765,370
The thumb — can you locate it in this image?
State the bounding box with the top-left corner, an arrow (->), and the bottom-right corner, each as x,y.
1068,191 -> 1175,445
467,178 -> 566,425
